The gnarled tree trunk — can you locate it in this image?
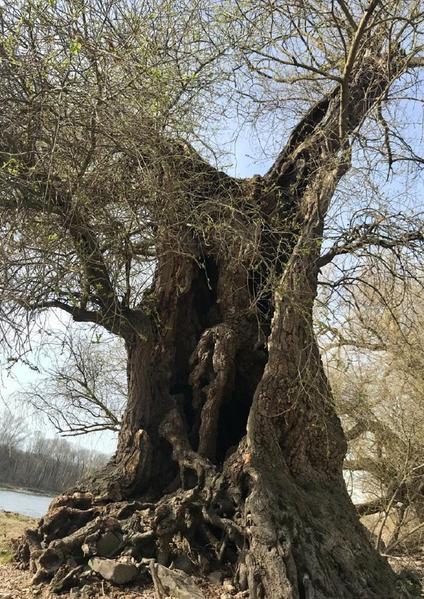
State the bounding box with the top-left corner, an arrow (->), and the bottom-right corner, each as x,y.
18,61 -> 406,599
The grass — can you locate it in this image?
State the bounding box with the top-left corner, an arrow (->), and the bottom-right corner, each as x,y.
0,510 -> 36,564
0,549 -> 13,564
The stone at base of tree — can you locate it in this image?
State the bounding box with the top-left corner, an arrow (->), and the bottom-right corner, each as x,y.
170,554 -> 196,574
208,570 -> 225,584
88,557 -> 139,584
96,530 -> 123,557
152,563 -> 204,599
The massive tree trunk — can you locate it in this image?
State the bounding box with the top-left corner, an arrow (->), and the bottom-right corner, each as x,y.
18,62 -> 406,598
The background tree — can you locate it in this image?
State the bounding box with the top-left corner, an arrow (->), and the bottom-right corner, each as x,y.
1,0 -> 424,597
0,409 -> 106,493
0,410 -> 26,451
19,329 -> 125,436
324,274 -> 424,554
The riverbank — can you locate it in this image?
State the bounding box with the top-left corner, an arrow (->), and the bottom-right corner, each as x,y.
0,482 -> 57,496
0,510 -> 35,565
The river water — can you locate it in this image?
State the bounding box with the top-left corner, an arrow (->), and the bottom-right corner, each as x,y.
0,487 -> 53,518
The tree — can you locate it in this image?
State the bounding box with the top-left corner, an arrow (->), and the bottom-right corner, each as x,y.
1,0 -> 424,596
0,420 -> 108,493
19,329 -> 125,436
0,409 -> 26,451
325,277 -> 424,553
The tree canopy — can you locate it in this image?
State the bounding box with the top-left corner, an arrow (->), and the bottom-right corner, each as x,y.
1,0 -> 424,351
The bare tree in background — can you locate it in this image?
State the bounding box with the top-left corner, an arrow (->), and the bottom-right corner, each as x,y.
0,412 -> 108,493
325,275 -> 424,555
19,330 -> 125,436
0,0 -> 424,596
0,410 -> 26,450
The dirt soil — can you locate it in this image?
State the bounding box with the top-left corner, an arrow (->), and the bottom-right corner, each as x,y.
0,562 -> 158,599
0,561 -> 231,599
0,510 -> 233,599
1,510 -> 423,598
0,511 -> 157,598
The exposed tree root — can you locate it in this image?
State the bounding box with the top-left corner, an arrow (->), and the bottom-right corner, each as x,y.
16,434 -> 412,599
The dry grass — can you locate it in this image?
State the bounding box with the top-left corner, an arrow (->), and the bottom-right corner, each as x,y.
0,510 -> 36,564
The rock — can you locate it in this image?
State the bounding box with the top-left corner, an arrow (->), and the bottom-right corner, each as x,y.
208,570 -> 224,584
220,594 -> 232,599
96,530 -> 123,557
88,557 -> 139,585
171,554 -> 195,574
81,542 -> 94,557
131,531 -> 156,558
154,564 -> 204,599
157,548 -> 170,566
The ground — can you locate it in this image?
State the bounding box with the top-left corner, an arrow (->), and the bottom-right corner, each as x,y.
0,511 -> 34,565
0,510 -> 231,598
0,510 -> 156,598
1,510 -> 423,598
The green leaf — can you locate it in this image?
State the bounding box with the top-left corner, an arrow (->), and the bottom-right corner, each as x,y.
70,38 -> 82,55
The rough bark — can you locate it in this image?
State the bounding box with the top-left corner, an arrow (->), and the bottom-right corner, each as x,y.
16,58 -> 414,599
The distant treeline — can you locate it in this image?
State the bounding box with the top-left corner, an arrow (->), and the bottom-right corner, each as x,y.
0,410 -> 107,494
